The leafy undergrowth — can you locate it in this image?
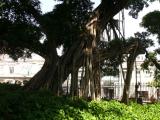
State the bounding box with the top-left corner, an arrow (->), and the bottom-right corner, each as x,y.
0,84 -> 160,120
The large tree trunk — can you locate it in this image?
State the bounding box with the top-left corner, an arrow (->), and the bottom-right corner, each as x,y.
93,56 -> 101,100
121,57 -> 135,104
70,67 -> 79,97
24,36 -> 61,95
24,57 -> 60,95
86,47 -> 95,100
121,41 -> 139,104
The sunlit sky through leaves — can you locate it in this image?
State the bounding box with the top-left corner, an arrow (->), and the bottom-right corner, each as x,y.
39,0 -> 100,13
39,0 -> 160,52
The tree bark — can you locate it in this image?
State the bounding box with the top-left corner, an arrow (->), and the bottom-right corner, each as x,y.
121,58 -> 134,104
70,67 -> 79,97
24,35 -> 61,95
121,41 -> 139,104
93,57 -> 101,100
24,57 -> 59,95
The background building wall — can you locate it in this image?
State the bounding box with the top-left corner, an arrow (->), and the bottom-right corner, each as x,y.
0,54 -> 44,84
101,54 -> 157,101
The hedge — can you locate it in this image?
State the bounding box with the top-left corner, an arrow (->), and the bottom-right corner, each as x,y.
0,84 -> 160,120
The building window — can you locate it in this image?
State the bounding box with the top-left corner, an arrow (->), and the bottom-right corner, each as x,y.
145,70 -> 149,74
9,67 -> 14,74
137,56 -> 140,60
137,71 -> 140,74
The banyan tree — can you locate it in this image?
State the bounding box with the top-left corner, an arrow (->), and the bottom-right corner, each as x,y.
0,0 -> 158,103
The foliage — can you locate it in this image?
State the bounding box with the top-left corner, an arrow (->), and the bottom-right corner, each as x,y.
141,10 -> 160,40
141,10 -> 160,67
141,52 -> 156,70
44,0 -> 93,51
98,39 -> 125,76
100,31 -> 153,77
0,0 -> 158,60
0,84 -> 160,120
140,10 -> 160,87
149,69 -> 160,87
154,69 -> 160,86
126,0 -> 158,18
0,0 -> 42,60
141,10 -> 160,54
0,0 -> 93,59
127,0 -> 150,18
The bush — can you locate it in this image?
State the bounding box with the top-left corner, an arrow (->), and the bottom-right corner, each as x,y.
0,84 -> 160,120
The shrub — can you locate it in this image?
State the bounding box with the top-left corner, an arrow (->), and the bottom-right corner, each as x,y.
0,83 -> 160,120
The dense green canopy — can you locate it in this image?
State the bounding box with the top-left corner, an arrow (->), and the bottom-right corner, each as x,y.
0,0 -> 157,60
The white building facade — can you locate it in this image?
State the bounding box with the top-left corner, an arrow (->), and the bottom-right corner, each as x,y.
0,54 -> 44,85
